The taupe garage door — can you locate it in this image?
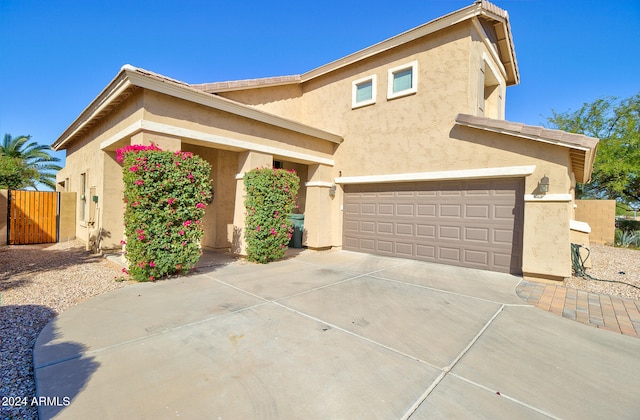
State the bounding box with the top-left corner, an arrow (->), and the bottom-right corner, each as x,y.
343,178 -> 524,274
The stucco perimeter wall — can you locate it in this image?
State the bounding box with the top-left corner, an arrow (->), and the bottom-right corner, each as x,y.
575,199 -> 616,245
0,190 -> 7,244
58,192 -> 77,242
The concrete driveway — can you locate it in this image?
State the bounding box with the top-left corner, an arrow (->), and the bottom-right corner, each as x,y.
34,250 -> 640,419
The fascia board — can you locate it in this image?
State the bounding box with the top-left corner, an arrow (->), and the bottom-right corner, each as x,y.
471,18 -> 508,82
124,69 -> 343,145
52,72 -> 133,151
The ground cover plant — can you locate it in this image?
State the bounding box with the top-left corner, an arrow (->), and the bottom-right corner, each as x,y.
244,167 -> 299,263
118,144 -> 212,281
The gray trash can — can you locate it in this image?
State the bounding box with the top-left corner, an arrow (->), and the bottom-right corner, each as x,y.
289,214 -> 304,248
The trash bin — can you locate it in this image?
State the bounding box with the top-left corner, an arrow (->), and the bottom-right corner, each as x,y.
289,214 -> 304,248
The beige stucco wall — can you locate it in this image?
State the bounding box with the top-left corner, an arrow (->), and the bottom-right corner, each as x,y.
142,91 -> 336,163
0,190 -> 7,244
58,192 -> 77,242
575,199 -> 616,245
59,91 -> 146,249
54,18 -> 585,280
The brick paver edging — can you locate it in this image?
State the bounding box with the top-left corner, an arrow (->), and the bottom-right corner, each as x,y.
516,281 -> 640,338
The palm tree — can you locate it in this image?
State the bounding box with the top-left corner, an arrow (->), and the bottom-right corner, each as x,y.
1,134 -> 62,190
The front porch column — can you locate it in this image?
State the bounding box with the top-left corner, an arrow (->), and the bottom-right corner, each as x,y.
231,151 -> 273,255
303,164 -> 334,249
131,131 -> 181,152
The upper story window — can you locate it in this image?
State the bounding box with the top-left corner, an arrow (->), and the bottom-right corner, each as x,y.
387,61 -> 418,99
352,75 -> 377,108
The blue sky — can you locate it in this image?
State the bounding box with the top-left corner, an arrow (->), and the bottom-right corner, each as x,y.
1,0 -> 639,169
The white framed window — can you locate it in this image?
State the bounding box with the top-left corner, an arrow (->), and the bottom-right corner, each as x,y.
351,75 -> 377,108
387,61 -> 418,99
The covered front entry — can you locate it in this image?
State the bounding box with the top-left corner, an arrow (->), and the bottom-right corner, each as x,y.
342,178 -> 524,274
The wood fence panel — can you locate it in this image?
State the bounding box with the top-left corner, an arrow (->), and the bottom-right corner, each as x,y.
8,190 -> 59,244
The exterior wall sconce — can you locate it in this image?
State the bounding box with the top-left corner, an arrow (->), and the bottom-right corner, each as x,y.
329,184 -> 337,197
538,175 -> 550,194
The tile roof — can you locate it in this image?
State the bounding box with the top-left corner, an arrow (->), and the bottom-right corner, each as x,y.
455,113 -> 599,183
192,75 -> 301,94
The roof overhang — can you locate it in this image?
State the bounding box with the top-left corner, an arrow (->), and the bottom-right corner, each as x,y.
455,113 -> 599,183
52,66 -> 343,151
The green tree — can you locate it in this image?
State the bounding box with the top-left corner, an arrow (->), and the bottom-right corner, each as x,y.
0,134 -> 62,190
547,93 -> 640,206
0,155 -> 38,189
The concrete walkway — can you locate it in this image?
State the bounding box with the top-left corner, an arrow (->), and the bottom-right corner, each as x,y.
34,250 -> 640,419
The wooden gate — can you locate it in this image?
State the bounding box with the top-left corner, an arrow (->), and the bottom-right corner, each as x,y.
7,190 -> 60,245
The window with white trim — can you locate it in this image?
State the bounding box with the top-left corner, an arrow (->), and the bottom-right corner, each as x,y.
351,75 -> 377,108
387,61 -> 418,99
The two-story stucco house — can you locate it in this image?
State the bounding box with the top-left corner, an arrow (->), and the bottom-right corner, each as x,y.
52,1 -> 598,281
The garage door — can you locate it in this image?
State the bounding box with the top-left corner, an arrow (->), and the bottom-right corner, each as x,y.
343,178 -> 524,274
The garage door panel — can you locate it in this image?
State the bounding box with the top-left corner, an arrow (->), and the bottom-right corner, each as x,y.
361,221 -> 375,233
377,222 -> 394,234
395,242 -> 414,256
440,204 -> 462,217
344,220 -> 360,232
417,204 -> 436,217
377,240 -> 394,253
494,205 -> 515,219
465,227 -> 489,242
396,204 -> 414,216
439,225 -> 462,240
493,229 -> 514,244
464,249 -> 489,265
361,203 -> 376,215
417,224 -> 436,238
439,247 -> 461,262
466,204 -> 490,218
396,223 -> 414,236
343,179 -> 523,274
416,244 -> 436,258
378,203 -> 394,215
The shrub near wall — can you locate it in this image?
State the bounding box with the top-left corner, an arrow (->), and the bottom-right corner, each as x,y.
118,144 -> 212,281
244,167 -> 300,263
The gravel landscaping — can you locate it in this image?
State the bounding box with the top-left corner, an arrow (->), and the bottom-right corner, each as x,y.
1,240 -> 638,419
0,241 -> 133,420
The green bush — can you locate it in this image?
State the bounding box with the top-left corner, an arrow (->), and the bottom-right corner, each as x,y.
244,167 -> 300,263
118,144 -> 212,281
616,219 -> 640,232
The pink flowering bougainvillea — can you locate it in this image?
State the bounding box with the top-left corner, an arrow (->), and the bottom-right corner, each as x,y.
119,144 -> 212,281
244,167 -> 299,263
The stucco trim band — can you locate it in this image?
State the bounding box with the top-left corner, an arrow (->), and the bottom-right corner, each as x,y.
100,120 -> 335,166
524,194 -> 572,202
335,165 -> 535,185
570,220 -> 592,233
305,181 -> 333,188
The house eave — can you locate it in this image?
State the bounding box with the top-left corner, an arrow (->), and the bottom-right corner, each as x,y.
455,113 -> 599,183
52,66 -> 343,151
